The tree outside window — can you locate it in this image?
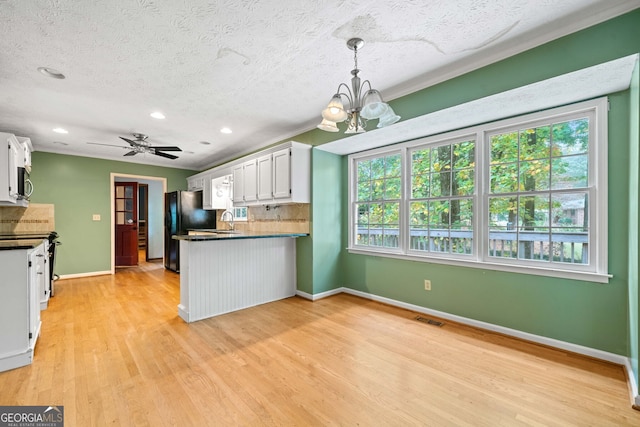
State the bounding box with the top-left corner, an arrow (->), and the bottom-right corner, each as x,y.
355,153 -> 401,248
488,118 -> 589,264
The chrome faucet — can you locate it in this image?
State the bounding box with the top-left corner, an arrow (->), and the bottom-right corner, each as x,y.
220,209 -> 235,230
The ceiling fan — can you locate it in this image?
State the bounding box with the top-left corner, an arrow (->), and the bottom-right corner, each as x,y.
87,133 -> 182,159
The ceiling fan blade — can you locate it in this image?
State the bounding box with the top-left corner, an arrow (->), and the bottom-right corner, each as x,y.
87,142 -> 128,149
148,146 -> 182,152
153,150 -> 178,160
119,136 -> 137,146
123,151 -> 138,157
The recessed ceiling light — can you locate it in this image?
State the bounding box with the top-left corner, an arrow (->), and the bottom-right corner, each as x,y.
37,67 -> 66,79
220,127 -> 232,134
52,128 -> 68,134
52,141 -> 69,146
200,141 -> 211,145
150,112 -> 165,119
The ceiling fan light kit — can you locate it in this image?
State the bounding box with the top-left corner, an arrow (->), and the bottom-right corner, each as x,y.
318,38 -> 400,134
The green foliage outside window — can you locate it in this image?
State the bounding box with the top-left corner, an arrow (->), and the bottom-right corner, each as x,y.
350,100 -> 603,277
356,154 -> 401,248
410,140 -> 475,254
489,118 -> 589,263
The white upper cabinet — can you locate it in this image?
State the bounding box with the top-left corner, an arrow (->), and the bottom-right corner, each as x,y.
190,141 -> 311,207
242,159 -> 258,203
272,148 -> 291,199
257,154 -> 273,200
210,175 -> 232,210
201,173 -> 213,209
0,132 -> 21,206
273,142 -> 310,204
232,164 -> 245,204
16,136 -> 32,172
187,176 -> 204,191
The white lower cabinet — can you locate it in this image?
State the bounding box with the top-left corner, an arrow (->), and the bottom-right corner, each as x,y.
0,241 -> 44,372
34,240 -> 50,310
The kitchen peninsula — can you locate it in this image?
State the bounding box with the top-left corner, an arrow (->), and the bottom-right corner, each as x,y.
174,231 -> 307,322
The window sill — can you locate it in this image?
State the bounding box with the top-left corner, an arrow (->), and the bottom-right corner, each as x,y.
347,247 -> 611,284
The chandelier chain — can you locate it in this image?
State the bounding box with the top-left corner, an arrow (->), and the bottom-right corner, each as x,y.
353,45 -> 358,71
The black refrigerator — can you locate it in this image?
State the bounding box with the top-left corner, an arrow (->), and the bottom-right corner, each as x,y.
164,190 -> 217,272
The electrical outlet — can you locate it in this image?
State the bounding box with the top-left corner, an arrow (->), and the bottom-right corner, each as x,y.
424,279 -> 431,291
92,214 -> 101,221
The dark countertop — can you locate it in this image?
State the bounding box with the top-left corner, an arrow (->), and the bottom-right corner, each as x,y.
173,230 -> 308,241
0,231 -> 54,240
0,238 -> 46,250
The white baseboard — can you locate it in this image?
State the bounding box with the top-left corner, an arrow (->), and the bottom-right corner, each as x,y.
58,270 -> 112,280
296,288 -> 342,301
623,359 -> 640,406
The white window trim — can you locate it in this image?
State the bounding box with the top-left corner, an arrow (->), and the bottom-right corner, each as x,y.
349,148 -> 405,254
348,97 -> 610,283
232,206 -> 248,222
405,133 -> 478,262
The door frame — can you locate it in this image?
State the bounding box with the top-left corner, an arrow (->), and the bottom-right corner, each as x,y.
138,183 -> 149,262
114,181 -> 139,267
109,173 -> 167,274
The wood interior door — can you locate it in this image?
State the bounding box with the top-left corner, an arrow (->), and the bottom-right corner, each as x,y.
115,182 -> 138,266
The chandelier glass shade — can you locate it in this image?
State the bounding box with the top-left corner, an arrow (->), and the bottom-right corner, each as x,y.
318,38 -> 400,134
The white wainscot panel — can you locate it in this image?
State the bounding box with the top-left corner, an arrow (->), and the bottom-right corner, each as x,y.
178,237 -> 296,322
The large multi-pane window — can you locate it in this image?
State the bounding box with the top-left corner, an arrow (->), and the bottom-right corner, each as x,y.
488,117 -> 590,265
348,98 -> 607,282
409,139 -> 475,255
354,152 -> 402,248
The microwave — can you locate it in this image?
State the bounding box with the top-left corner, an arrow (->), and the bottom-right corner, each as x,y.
17,166 -> 33,199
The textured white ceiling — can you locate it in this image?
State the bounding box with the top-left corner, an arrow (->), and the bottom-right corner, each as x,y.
0,0 -> 638,170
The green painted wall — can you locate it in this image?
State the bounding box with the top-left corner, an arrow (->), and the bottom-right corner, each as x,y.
295,149 -> 343,295
286,10 -> 640,356
29,152 -> 195,276
310,149 -> 343,294
629,60 -> 640,387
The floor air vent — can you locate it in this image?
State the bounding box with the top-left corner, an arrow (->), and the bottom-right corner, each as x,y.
415,316 -> 444,327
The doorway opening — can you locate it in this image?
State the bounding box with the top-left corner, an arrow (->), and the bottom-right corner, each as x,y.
110,173 -> 166,274
115,181 -> 139,266
138,184 -> 149,262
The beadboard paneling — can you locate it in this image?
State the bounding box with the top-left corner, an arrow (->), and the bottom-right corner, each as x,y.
179,237 -> 296,322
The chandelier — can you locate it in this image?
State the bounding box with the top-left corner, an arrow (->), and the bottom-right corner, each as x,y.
318,38 -> 400,134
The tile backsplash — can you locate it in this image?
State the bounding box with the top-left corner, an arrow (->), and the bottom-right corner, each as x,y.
217,203 -> 309,234
0,203 -> 55,234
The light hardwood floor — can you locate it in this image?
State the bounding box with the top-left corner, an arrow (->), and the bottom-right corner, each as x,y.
1,259 -> 639,426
